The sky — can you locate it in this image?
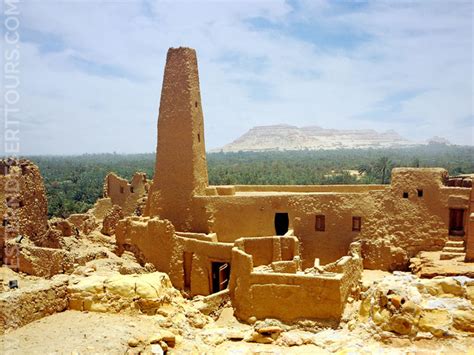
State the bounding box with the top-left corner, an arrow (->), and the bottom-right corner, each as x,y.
1,0 -> 473,155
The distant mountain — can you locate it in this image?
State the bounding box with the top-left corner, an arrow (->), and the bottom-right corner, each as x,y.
213,125 -> 449,152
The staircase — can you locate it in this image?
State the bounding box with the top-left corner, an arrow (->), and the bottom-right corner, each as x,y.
440,237 -> 466,260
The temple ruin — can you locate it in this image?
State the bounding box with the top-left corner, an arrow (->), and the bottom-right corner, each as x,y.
1,47 -> 473,352
115,47 -> 473,322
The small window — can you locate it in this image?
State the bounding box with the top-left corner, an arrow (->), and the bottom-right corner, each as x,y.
417,189 -> 423,197
19,201 -> 24,208
197,133 -> 201,143
2,219 -> 8,226
120,186 -> 124,194
403,192 -> 409,198
130,186 -> 134,193
352,217 -> 362,232
195,101 -> 198,108
315,215 -> 325,232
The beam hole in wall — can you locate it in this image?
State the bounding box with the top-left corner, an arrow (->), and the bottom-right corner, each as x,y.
417,189 -> 423,197
352,216 -> 362,232
211,261 -> 230,293
274,213 -> 289,235
183,251 -> 193,290
315,215 -> 325,232
403,192 -> 409,198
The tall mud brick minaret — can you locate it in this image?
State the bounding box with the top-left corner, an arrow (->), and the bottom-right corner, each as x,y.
146,47 -> 209,231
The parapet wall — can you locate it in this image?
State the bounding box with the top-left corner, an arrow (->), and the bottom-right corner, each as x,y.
104,172 -> 149,215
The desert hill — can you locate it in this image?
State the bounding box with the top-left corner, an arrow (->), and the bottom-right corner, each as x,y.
214,124 -> 450,152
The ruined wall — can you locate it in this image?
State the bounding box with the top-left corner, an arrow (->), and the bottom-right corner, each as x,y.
196,168 -> 471,270
4,239 -> 74,277
0,159 -> 49,264
146,47 -> 209,232
0,277 -> 68,333
358,168 -> 471,270
229,242 -> 362,324
104,172 -> 148,215
234,236 -> 299,267
198,191 -> 378,268
116,216 -> 233,297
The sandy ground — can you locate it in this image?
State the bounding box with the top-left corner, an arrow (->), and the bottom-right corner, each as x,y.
2,308 -> 473,354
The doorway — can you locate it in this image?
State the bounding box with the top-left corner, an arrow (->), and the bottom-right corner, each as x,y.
274,212 -> 289,235
211,262 -> 230,293
449,209 -> 465,236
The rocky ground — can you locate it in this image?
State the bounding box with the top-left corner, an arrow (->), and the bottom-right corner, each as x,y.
1,265 -> 473,354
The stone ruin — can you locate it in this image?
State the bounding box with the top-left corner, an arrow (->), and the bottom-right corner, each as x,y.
1,47 -> 473,352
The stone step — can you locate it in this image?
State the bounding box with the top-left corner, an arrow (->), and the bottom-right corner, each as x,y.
440,252 -> 466,260
445,240 -> 465,247
442,246 -> 465,253
448,236 -> 465,242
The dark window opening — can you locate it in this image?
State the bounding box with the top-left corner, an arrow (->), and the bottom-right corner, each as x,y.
21,166 -> 27,175
2,219 -> 8,226
274,213 -> 289,235
315,215 -> 325,232
449,208 -> 465,236
211,262 -> 230,293
417,189 -> 423,197
195,101 -> 198,108
19,201 -> 24,208
130,186 -> 134,193
120,186 -> 124,194
197,133 -> 201,143
352,216 -> 362,232
183,252 -> 193,290
403,192 -> 409,198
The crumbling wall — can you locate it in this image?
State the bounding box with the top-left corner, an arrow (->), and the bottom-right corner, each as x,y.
0,159 -> 49,264
0,277 -> 68,333
358,168 -> 471,270
197,168 -> 471,271
4,239 -> 74,277
116,216 -> 233,296
229,242 -> 362,325
104,172 -> 148,215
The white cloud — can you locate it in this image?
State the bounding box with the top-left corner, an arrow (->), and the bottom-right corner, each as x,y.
2,0 -> 472,154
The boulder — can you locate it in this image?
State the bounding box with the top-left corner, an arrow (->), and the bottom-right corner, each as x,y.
418,309 -> 452,337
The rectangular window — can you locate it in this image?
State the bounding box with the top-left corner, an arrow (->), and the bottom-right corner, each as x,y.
315,215 -> 325,232
417,189 -> 423,197
403,192 -> 409,198
130,186 -> 134,193
352,216 -> 362,232
120,186 -> 124,194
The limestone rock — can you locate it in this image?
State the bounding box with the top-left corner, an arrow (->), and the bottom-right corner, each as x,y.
451,309 -> 474,333
418,309 -> 452,337
67,272 -> 183,314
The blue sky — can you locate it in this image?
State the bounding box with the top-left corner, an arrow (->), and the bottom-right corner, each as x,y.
2,0 -> 472,154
